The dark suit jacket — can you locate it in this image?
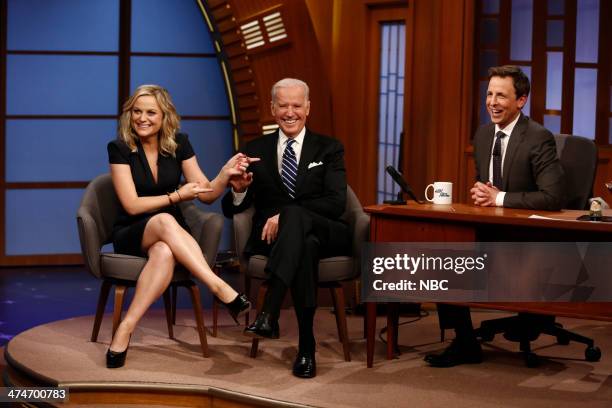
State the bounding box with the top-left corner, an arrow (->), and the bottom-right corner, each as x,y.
222,129 -> 347,253
473,114 -> 566,210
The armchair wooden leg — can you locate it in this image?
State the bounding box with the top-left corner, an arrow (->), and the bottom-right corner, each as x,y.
111,285 -> 127,338
330,285 -> 351,362
162,289 -> 174,339
91,280 -> 112,342
250,283 -> 268,358
171,285 -> 177,325
212,266 -> 220,337
187,282 -> 209,357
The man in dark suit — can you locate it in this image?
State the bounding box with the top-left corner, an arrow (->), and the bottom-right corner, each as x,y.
425,65 -> 566,367
222,78 -> 350,378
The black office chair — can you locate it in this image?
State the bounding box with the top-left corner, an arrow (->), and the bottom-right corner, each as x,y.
475,134 -> 601,367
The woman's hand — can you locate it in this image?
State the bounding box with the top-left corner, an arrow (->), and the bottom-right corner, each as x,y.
222,153 -> 260,179
176,182 -> 213,202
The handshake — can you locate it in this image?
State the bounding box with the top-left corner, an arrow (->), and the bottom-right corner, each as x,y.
224,152 -> 260,193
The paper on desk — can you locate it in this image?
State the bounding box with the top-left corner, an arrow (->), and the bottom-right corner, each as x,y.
528,214 -> 577,221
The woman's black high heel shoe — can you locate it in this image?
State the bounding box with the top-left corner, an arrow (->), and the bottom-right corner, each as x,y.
106,335 -> 131,368
222,293 -> 251,324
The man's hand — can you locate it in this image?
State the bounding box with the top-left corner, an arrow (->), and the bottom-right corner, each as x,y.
470,181 -> 499,207
229,171 -> 254,193
261,214 -> 280,244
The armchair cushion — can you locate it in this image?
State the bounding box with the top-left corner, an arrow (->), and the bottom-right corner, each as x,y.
180,202 -> 223,265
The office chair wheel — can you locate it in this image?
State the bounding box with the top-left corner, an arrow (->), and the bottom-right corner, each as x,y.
556,334 -> 570,345
524,352 -> 540,368
585,346 -> 601,362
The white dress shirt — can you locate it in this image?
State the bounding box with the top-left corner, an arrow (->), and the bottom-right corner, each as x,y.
488,112 -> 521,207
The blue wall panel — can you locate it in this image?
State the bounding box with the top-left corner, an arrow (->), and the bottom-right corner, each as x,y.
546,52 -> 563,110
181,120 -> 233,251
131,0 -> 213,54
7,0 -> 119,52
543,115 -> 561,134
3,1 -> 232,258
510,0 -> 533,62
6,120 -> 116,182
131,57 -> 228,116
6,189 -> 83,255
7,55 -> 118,115
573,68 -> 597,139
482,0 -> 500,13
575,0 -> 599,63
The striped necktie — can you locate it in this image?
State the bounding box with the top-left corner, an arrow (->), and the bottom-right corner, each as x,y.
492,131 -> 506,190
281,139 -> 298,198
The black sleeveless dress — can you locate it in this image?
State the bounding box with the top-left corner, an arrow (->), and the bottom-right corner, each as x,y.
107,133 -> 194,256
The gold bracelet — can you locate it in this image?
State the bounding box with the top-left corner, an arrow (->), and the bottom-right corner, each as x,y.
167,192 -> 174,206
175,189 -> 183,202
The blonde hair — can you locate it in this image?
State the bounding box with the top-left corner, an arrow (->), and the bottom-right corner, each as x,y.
119,84 -> 180,156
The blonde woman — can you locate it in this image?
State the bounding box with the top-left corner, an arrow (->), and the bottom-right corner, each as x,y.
106,84 -> 254,368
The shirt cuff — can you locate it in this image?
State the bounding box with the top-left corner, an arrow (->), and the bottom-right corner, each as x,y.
232,189 -> 247,206
495,191 -> 506,207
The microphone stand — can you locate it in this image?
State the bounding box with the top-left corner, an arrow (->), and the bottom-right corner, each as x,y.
383,191 -> 406,205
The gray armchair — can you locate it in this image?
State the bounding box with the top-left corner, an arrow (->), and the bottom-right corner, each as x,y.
233,186 -> 370,361
76,173 -> 223,357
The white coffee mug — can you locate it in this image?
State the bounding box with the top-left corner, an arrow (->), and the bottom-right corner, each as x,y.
425,182 -> 453,204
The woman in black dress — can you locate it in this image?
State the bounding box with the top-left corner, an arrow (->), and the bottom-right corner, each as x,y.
106,84 -> 254,368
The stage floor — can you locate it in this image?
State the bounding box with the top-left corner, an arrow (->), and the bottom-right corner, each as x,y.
4,309 -> 612,407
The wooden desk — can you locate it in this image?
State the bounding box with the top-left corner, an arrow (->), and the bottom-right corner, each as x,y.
364,203 -> 612,367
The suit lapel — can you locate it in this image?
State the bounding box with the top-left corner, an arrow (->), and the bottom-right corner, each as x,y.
502,114 -> 528,191
295,130 -> 318,193
480,124 -> 496,181
265,131 -> 284,191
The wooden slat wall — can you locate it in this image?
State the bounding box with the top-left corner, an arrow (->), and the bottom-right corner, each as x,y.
320,0 -> 475,204
207,0 -> 334,146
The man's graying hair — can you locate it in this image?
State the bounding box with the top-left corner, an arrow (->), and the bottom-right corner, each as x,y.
271,78 -> 310,102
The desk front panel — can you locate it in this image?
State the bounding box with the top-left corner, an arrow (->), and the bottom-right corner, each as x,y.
366,204 -> 612,320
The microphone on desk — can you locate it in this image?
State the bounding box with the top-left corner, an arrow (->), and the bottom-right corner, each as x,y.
384,165 -> 423,204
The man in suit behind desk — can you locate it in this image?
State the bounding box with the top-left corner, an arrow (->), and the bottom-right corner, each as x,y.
425,65 -> 566,367
222,78 -> 350,378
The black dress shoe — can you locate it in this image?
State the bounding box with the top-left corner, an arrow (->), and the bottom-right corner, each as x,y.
243,312 -> 279,339
292,351 -> 316,378
222,293 -> 251,324
424,338 -> 483,368
106,335 -> 131,369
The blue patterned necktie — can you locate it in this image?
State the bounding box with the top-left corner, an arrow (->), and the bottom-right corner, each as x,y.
492,131 -> 506,190
281,139 -> 298,198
